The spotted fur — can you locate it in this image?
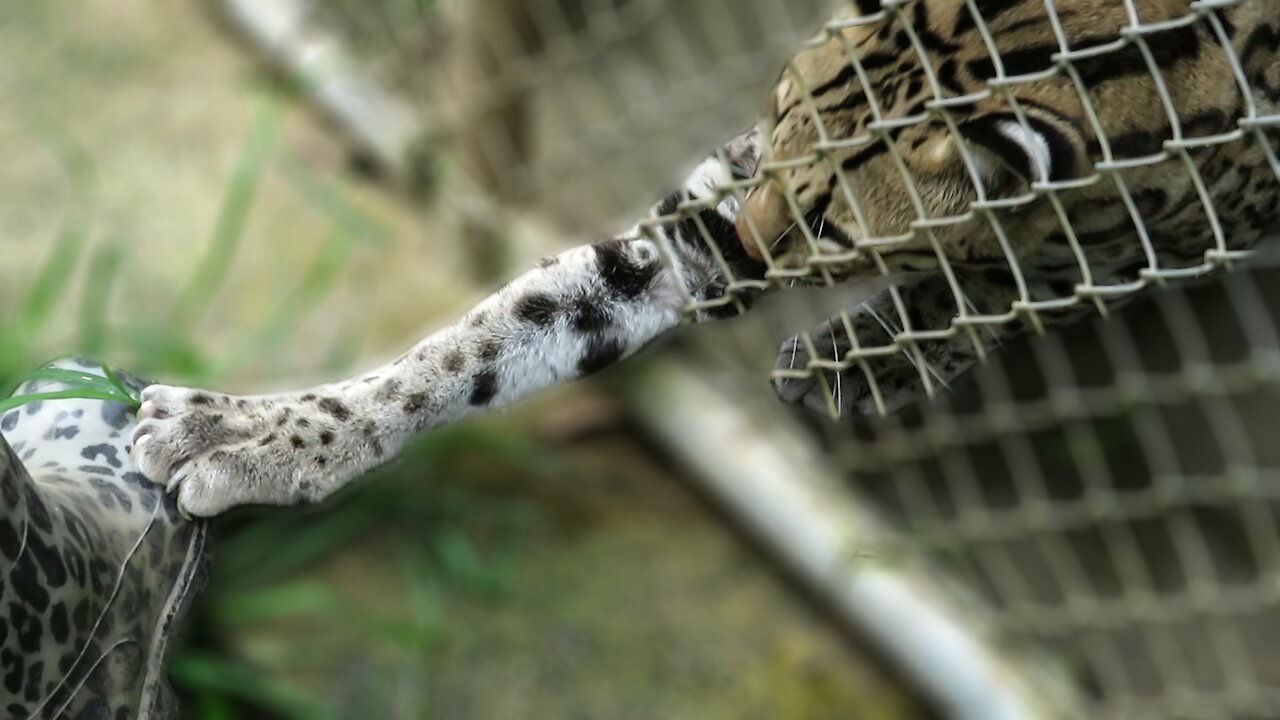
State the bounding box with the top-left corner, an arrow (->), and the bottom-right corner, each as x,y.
744,0 -> 1280,414
1,359 -> 208,719
131,133 -> 766,516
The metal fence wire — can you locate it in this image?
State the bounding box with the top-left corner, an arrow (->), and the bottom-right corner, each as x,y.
679,3 -> 1280,717
222,0 -> 1280,717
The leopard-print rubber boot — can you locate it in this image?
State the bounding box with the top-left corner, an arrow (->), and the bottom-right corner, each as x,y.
0,358 -> 210,720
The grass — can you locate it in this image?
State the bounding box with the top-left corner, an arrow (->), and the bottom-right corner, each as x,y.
0,85 -> 546,719
0,365 -> 140,413
175,425 -> 550,719
170,97 -> 281,333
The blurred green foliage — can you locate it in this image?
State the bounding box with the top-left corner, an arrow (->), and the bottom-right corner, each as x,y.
174,427 -> 550,720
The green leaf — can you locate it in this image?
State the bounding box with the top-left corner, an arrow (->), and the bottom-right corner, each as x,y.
0,389 -> 137,415
170,96 -> 280,331
79,240 -> 124,355
214,227 -> 353,377
100,361 -> 139,402
22,368 -> 115,388
0,132 -> 95,388
21,133 -> 95,340
278,158 -> 391,248
5,365 -> 141,413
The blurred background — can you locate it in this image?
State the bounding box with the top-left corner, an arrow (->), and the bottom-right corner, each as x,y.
6,1 -> 1280,719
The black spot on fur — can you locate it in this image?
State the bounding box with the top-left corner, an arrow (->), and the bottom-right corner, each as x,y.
469,370 -> 498,406
51,426 -> 80,440
656,192 -> 680,218
28,530 -> 67,589
445,349 -> 466,373
290,435 -> 306,449
296,418 -> 311,428
101,401 -> 130,430
479,339 -> 502,362
77,465 -> 115,476
10,598 -> 43,652
49,602 -> 69,644
594,240 -> 658,300
22,485 -> 52,533
671,202 -> 765,283
377,380 -> 402,400
80,444 -> 122,469
12,559 -> 49,615
578,338 -> 625,376
317,397 -> 351,422
319,430 -> 334,445
1,647 -> 21,696
363,422 -> 384,457
571,298 -> 611,333
259,433 -> 276,446
516,293 -> 559,327
403,393 -> 427,414
72,597 -> 91,633
0,520 -> 20,562
189,393 -> 214,406
960,113 -> 1078,183
1,412 -> 16,431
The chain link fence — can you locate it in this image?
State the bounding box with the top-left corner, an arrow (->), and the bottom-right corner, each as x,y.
220,0 -> 1280,717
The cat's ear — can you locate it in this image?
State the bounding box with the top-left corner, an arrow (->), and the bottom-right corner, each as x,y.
958,114 -> 1080,194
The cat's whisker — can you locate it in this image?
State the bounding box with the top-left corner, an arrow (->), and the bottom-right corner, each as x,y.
863,304 -> 950,391
830,324 -> 843,414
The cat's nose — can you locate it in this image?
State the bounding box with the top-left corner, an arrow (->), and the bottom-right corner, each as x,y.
736,183 -> 790,261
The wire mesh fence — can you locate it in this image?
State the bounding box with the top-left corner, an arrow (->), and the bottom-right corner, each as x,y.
219,0 -> 1280,717
827,260 -> 1280,719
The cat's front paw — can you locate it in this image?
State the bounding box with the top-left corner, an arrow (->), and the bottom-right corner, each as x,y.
131,385 -> 305,517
